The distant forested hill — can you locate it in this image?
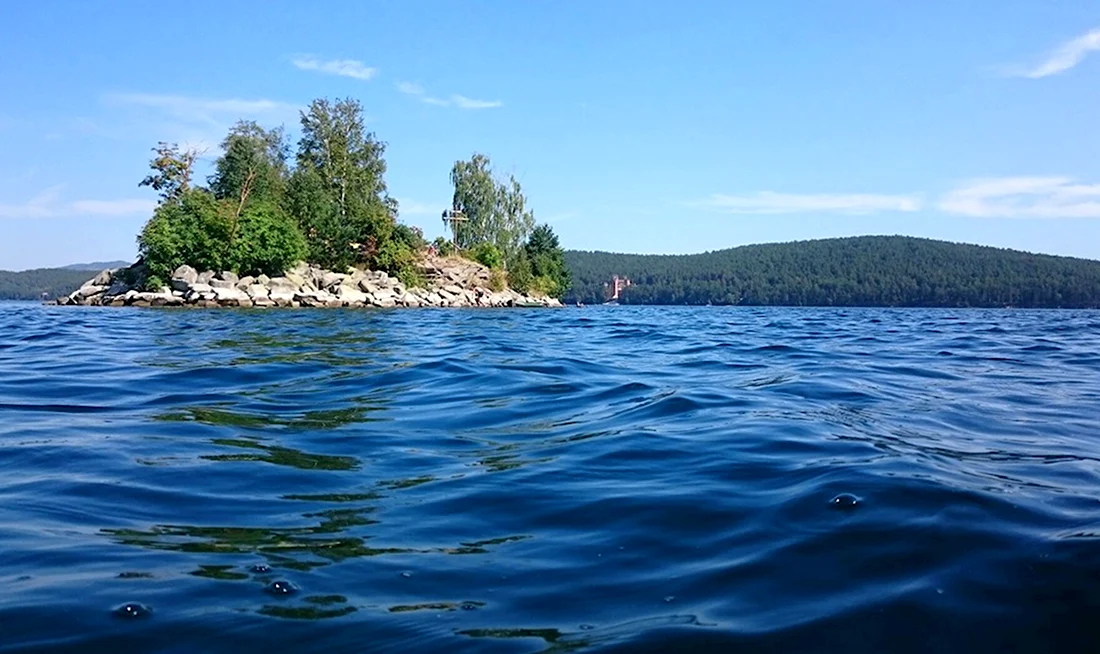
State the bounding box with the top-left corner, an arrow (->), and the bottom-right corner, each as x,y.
60,261 -> 130,271
0,268 -> 96,300
564,236 -> 1100,308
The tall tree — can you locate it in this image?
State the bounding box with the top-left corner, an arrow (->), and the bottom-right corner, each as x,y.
449,153 -> 535,261
209,120 -> 289,214
291,98 -> 397,268
139,142 -> 198,204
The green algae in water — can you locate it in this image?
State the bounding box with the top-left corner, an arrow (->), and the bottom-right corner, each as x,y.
189,564 -> 249,581
203,437 -> 360,471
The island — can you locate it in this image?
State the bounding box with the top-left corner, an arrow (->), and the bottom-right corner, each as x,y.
54,96 -> 571,309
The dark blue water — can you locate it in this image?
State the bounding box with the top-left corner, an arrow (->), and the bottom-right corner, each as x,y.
3,303 -> 1100,653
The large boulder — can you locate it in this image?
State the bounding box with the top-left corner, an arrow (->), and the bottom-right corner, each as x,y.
335,285 -> 368,306
213,287 -> 248,304
245,284 -> 270,301
74,284 -> 110,302
92,268 -> 114,286
170,265 -> 198,292
321,271 -> 346,290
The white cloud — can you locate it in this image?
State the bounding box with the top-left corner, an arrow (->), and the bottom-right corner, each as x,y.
1011,27 -> 1100,78
396,82 -> 424,96
0,186 -> 155,219
292,56 -> 377,81
103,93 -> 299,134
396,81 -> 502,109
452,95 -> 503,110
938,176 -> 1100,218
691,191 -> 922,215
397,198 -> 446,217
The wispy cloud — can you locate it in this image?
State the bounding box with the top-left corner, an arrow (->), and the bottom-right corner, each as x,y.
452,95 -> 503,110
397,198 -> 446,217
0,186 -> 156,219
939,176 -> 1100,218
691,191 -> 922,215
292,56 -> 377,81
396,81 -> 502,110
1009,27 -> 1100,78
104,93 -> 299,128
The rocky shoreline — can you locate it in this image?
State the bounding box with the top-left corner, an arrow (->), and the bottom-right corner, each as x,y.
56,257 -> 563,309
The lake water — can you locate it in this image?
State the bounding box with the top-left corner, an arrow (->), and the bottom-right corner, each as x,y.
3,303 -> 1100,653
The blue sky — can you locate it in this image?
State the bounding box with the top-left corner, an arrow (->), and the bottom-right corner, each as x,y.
2,1 -> 1100,270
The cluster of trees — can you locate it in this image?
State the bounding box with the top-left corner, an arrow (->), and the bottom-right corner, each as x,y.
0,268 -> 92,300
137,97 -> 425,289
447,154 -> 570,296
564,236 -> 1100,308
133,98 -> 571,297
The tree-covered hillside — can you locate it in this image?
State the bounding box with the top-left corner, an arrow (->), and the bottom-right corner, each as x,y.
564,236 -> 1100,308
0,268 -> 95,300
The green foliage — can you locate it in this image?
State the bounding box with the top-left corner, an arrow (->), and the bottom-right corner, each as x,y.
523,224 -> 570,298
286,166 -> 348,269
528,275 -> 558,297
563,236 -> 1100,307
393,223 -> 426,251
229,203 -> 307,276
449,154 -> 535,260
471,242 -> 504,270
145,275 -> 165,292
139,142 -> 198,203
397,266 -> 425,289
432,237 -> 455,257
209,121 -> 288,209
292,97 -> 398,272
506,251 -> 532,293
488,268 -> 507,292
138,189 -> 231,282
0,268 -> 95,300
373,238 -> 418,282
138,189 -> 306,282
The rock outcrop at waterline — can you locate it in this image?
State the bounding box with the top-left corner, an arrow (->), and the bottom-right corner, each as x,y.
56,258 -> 562,309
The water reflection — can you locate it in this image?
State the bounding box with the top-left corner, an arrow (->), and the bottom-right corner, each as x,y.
202,437 -> 360,471
158,405 -> 384,430
258,595 -> 357,620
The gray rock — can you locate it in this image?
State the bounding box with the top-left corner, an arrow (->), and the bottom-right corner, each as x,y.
335,285 -> 368,306
443,284 -> 464,296
357,279 -> 379,294
218,271 -> 239,284
256,274 -> 271,285
92,269 -> 114,286
197,271 -> 215,284
236,275 -> 255,289
269,290 -> 295,306
400,292 -> 421,307
171,264 -> 198,288
210,279 -> 236,289
246,284 -> 270,300
213,287 -> 248,303
283,272 -> 306,288
75,284 -> 110,301
321,272 -> 346,289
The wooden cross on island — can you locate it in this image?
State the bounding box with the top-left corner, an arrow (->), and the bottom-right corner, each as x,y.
441,208 -> 468,247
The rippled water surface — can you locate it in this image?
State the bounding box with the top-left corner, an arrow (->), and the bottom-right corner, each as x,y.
3,303 -> 1100,653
